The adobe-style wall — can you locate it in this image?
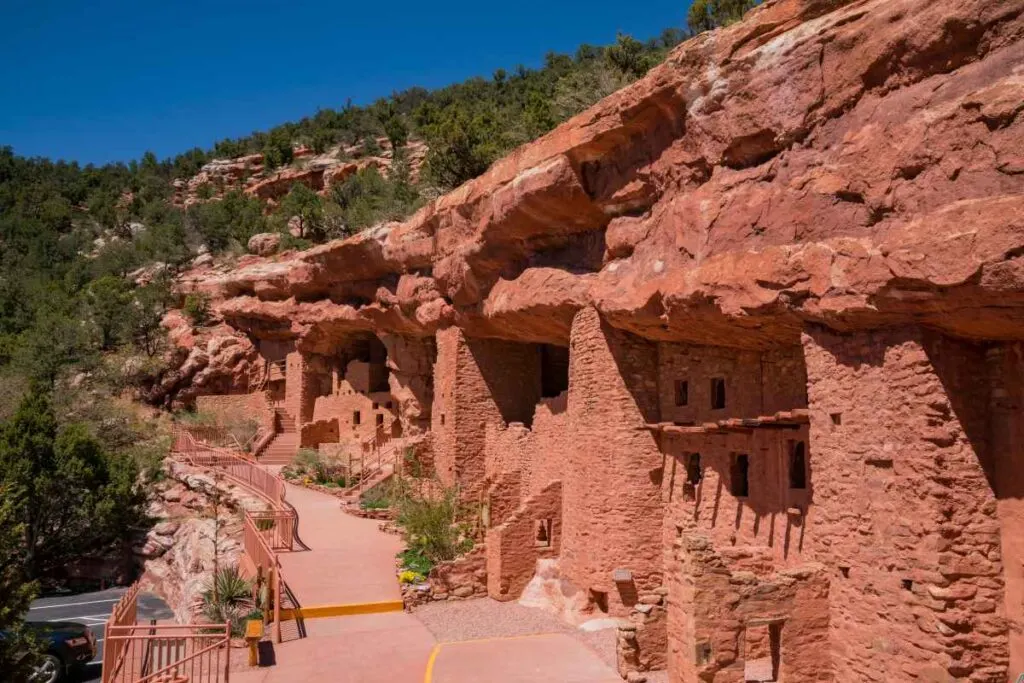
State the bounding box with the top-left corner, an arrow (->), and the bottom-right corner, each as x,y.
563,307 -> 664,616
669,537 -> 831,683
803,327 -> 1006,682
194,392 -> 274,434
486,481 -> 562,601
657,344 -> 807,425
986,343 -> 1024,675
431,328 -> 544,499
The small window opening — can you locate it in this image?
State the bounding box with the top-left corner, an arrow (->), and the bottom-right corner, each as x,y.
830,412 -> 842,426
535,519 -> 552,548
744,622 -> 781,683
788,441 -> 807,490
376,413 -> 384,427
902,578 -> 913,591
540,344 -> 570,398
730,454 -> 749,498
839,566 -> 850,579
711,378 -> 726,410
695,642 -> 713,666
674,380 -> 689,407
372,402 -> 379,409
440,414 -> 446,426
352,411 -> 361,426
589,589 -> 609,614
386,401 -> 393,409
686,453 -> 703,487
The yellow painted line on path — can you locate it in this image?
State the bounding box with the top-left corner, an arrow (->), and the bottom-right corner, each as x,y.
423,643 -> 442,683
279,599 -> 404,620
422,632 -> 561,683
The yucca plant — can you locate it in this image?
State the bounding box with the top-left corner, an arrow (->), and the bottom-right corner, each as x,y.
198,566 -> 254,637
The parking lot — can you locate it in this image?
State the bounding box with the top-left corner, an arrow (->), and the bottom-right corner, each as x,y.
27,587 -> 173,682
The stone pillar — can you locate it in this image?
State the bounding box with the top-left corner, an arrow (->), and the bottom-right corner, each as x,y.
562,307 -> 664,616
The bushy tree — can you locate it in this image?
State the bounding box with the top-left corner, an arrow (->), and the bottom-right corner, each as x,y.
188,189 -> 266,252
688,0 -> 758,33
276,183 -> 323,239
262,130 -> 293,171
0,496 -> 39,679
0,389 -> 146,580
605,32 -> 658,79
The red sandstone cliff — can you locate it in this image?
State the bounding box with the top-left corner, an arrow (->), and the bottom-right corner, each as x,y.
157,2 -> 1024,681
167,0 -> 1023,360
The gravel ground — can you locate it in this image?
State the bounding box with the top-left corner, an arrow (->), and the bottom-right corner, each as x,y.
413,598 -> 619,668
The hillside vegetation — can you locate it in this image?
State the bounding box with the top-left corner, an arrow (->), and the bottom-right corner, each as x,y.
0,6 -> 755,650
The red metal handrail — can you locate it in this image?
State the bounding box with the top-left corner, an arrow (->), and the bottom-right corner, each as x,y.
103,623 -> 230,683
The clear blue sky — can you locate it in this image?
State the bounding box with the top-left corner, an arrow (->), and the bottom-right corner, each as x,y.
0,0 -> 692,165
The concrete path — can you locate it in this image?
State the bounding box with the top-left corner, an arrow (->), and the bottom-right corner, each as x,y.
279,481 -> 403,607
234,474 -> 621,682
234,612 -> 436,683
427,633 -> 622,683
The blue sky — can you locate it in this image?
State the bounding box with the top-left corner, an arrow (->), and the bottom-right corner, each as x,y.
0,0 -> 692,165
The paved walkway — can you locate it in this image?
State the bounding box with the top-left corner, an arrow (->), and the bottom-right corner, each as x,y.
234,473 -> 621,683
279,481 -> 403,607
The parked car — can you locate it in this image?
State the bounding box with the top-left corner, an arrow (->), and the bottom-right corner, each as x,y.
25,621 -> 97,683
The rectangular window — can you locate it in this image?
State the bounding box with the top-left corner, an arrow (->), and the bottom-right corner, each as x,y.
353,411 -> 361,426
686,453 -> 702,486
535,519 -> 552,548
376,413 -> 384,427
731,453 -> 749,498
674,380 -> 689,407
711,378 -> 726,410
788,441 -> 807,489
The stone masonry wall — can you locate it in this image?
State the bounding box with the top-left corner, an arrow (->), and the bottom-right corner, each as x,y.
986,343 -> 1024,674
431,328 -> 543,499
668,536 -> 831,683
661,425 -> 812,569
657,344 -> 807,425
195,392 -> 275,435
486,480 -> 562,601
803,327 -> 1007,683
563,307 -> 664,617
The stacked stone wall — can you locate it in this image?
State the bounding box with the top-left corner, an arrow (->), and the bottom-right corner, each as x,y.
803,327 -> 1007,682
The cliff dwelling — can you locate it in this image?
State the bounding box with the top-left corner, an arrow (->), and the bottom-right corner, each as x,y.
167,0 -> 1024,679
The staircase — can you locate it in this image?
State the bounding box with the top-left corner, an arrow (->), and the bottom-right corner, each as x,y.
259,409 -> 300,466
339,437 -> 401,504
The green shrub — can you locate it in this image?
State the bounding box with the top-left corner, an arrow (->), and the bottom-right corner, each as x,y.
183,292 -> 210,325
398,547 -> 433,576
396,485 -> 472,564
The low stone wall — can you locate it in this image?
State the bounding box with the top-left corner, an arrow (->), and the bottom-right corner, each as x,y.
616,586 -> 668,679
401,545 -> 488,609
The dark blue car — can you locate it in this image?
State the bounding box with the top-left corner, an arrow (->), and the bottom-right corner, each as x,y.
24,621 -> 97,683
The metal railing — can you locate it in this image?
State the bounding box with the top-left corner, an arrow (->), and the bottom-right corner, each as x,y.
243,514 -> 283,643
102,584 -> 230,683
345,427 -> 402,496
171,426 -> 294,644
172,428 -> 289,515
103,623 -> 230,683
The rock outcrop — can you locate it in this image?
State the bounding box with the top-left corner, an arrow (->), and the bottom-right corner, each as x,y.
159,1 -> 1024,680
138,459 -> 266,622
179,0 -> 1024,351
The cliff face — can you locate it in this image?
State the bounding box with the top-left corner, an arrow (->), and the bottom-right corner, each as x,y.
160,2 -> 1024,680
177,0 -> 1023,358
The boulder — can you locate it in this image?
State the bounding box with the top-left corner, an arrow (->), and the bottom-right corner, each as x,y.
248,232 -> 282,256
